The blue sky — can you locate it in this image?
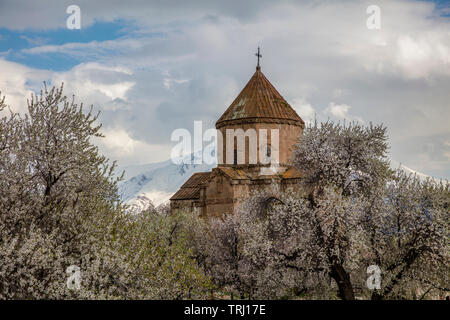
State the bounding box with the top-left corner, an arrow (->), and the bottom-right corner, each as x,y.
0,0 -> 449,179
0,20 -> 143,70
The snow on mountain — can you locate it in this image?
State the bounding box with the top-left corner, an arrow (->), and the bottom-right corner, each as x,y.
390,160 -> 444,182
118,153 -> 215,209
126,194 -> 156,214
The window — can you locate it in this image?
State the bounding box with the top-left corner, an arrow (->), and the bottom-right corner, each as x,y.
266,145 -> 271,163
234,149 -> 238,165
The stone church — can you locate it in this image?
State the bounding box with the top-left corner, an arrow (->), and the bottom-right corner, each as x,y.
170,54 -> 305,218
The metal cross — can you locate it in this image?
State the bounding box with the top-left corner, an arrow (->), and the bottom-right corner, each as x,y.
255,46 -> 262,69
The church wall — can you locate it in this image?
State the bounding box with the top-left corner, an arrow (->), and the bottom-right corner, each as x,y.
204,173 -> 235,218
217,123 -> 302,166
170,199 -> 201,216
229,179 -> 311,216
171,178 -> 310,219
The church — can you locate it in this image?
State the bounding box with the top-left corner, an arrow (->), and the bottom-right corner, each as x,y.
170,50 -> 306,218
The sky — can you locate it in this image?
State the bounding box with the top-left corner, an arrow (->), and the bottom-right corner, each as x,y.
0,0 -> 449,179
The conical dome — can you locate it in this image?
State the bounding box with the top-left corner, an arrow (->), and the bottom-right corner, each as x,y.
216,67 -> 304,129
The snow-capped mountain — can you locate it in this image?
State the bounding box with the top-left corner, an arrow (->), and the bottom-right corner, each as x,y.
126,194 -> 156,214
118,153 -> 215,210
390,160 -> 443,182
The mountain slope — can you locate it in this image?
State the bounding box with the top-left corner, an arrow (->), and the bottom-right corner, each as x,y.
119,154 -> 214,208
390,160 -> 444,182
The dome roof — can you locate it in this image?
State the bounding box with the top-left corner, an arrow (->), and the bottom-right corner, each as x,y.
216,67 -> 304,129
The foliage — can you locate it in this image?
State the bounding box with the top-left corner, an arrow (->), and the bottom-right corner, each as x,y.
194,121 -> 449,300
0,84 -> 210,299
120,209 -> 212,299
1,85 -> 446,300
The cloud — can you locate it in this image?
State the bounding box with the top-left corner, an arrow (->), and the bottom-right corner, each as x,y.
325,103 -> 350,119
1,0 -> 449,178
324,102 -> 364,123
0,0 -> 292,30
0,60 -> 136,113
21,38 -> 144,57
291,98 -> 316,125
0,59 -> 51,113
19,35 -> 49,46
394,34 -> 450,79
51,62 -> 135,109
389,134 -> 450,179
96,126 -> 172,166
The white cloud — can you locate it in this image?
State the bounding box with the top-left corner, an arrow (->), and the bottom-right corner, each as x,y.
96,126 -> 171,166
0,59 -> 51,113
325,102 -> 350,119
95,82 -> 135,100
324,102 -> 364,123
291,98 -> 315,124
163,75 -> 189,89
394,34 -> 450,79
51,62 -> 135,110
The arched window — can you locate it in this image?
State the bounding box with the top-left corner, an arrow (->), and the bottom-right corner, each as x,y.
261,196 -> 284,216
266,145 -> 271,162
234,149 -> 238,165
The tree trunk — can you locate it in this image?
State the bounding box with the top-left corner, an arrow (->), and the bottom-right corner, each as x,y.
330,264 -> 355,300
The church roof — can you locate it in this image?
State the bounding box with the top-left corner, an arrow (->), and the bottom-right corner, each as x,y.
218,166 -> 302,180
281,167 -> 302,179
217,167 -> 251,180
216,67 -> 304,129
170,166 -> 303,201
170,172 -> 211,200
